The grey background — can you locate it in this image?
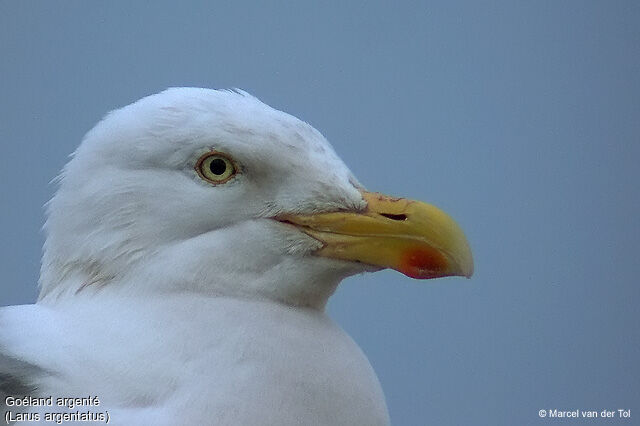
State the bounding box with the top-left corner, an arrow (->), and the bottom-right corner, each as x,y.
1,1 -> 638,425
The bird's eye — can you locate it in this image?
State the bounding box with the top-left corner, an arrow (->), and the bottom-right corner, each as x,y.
196,153 -> 237,184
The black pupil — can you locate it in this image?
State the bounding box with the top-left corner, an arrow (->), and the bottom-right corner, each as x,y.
209,158 -> 227,176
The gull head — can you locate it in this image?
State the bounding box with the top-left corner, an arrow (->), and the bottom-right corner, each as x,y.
40,88 -> 472,308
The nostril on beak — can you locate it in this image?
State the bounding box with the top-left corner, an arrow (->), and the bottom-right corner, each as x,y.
379,213 -> 408,221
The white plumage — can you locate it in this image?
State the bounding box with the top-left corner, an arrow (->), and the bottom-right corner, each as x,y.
2,88 -> 388,425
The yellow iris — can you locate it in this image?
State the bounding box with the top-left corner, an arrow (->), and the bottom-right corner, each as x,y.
196,153 -> 236,184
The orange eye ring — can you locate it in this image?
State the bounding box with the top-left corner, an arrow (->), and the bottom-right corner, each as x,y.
195,152 -> 237,184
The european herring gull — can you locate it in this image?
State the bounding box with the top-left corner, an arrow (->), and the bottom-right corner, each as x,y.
1,88 -> 472,425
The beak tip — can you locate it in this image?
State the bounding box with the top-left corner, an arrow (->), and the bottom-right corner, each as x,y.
452,249 -> 473,279
462,258 -> 474,279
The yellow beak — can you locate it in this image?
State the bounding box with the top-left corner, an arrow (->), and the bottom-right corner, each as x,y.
279,191 -> 473,279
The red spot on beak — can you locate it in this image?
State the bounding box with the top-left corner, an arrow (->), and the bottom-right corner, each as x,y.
399,247 -> 448,279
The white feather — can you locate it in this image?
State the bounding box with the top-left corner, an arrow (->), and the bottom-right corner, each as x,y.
1,88 -> 388,425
